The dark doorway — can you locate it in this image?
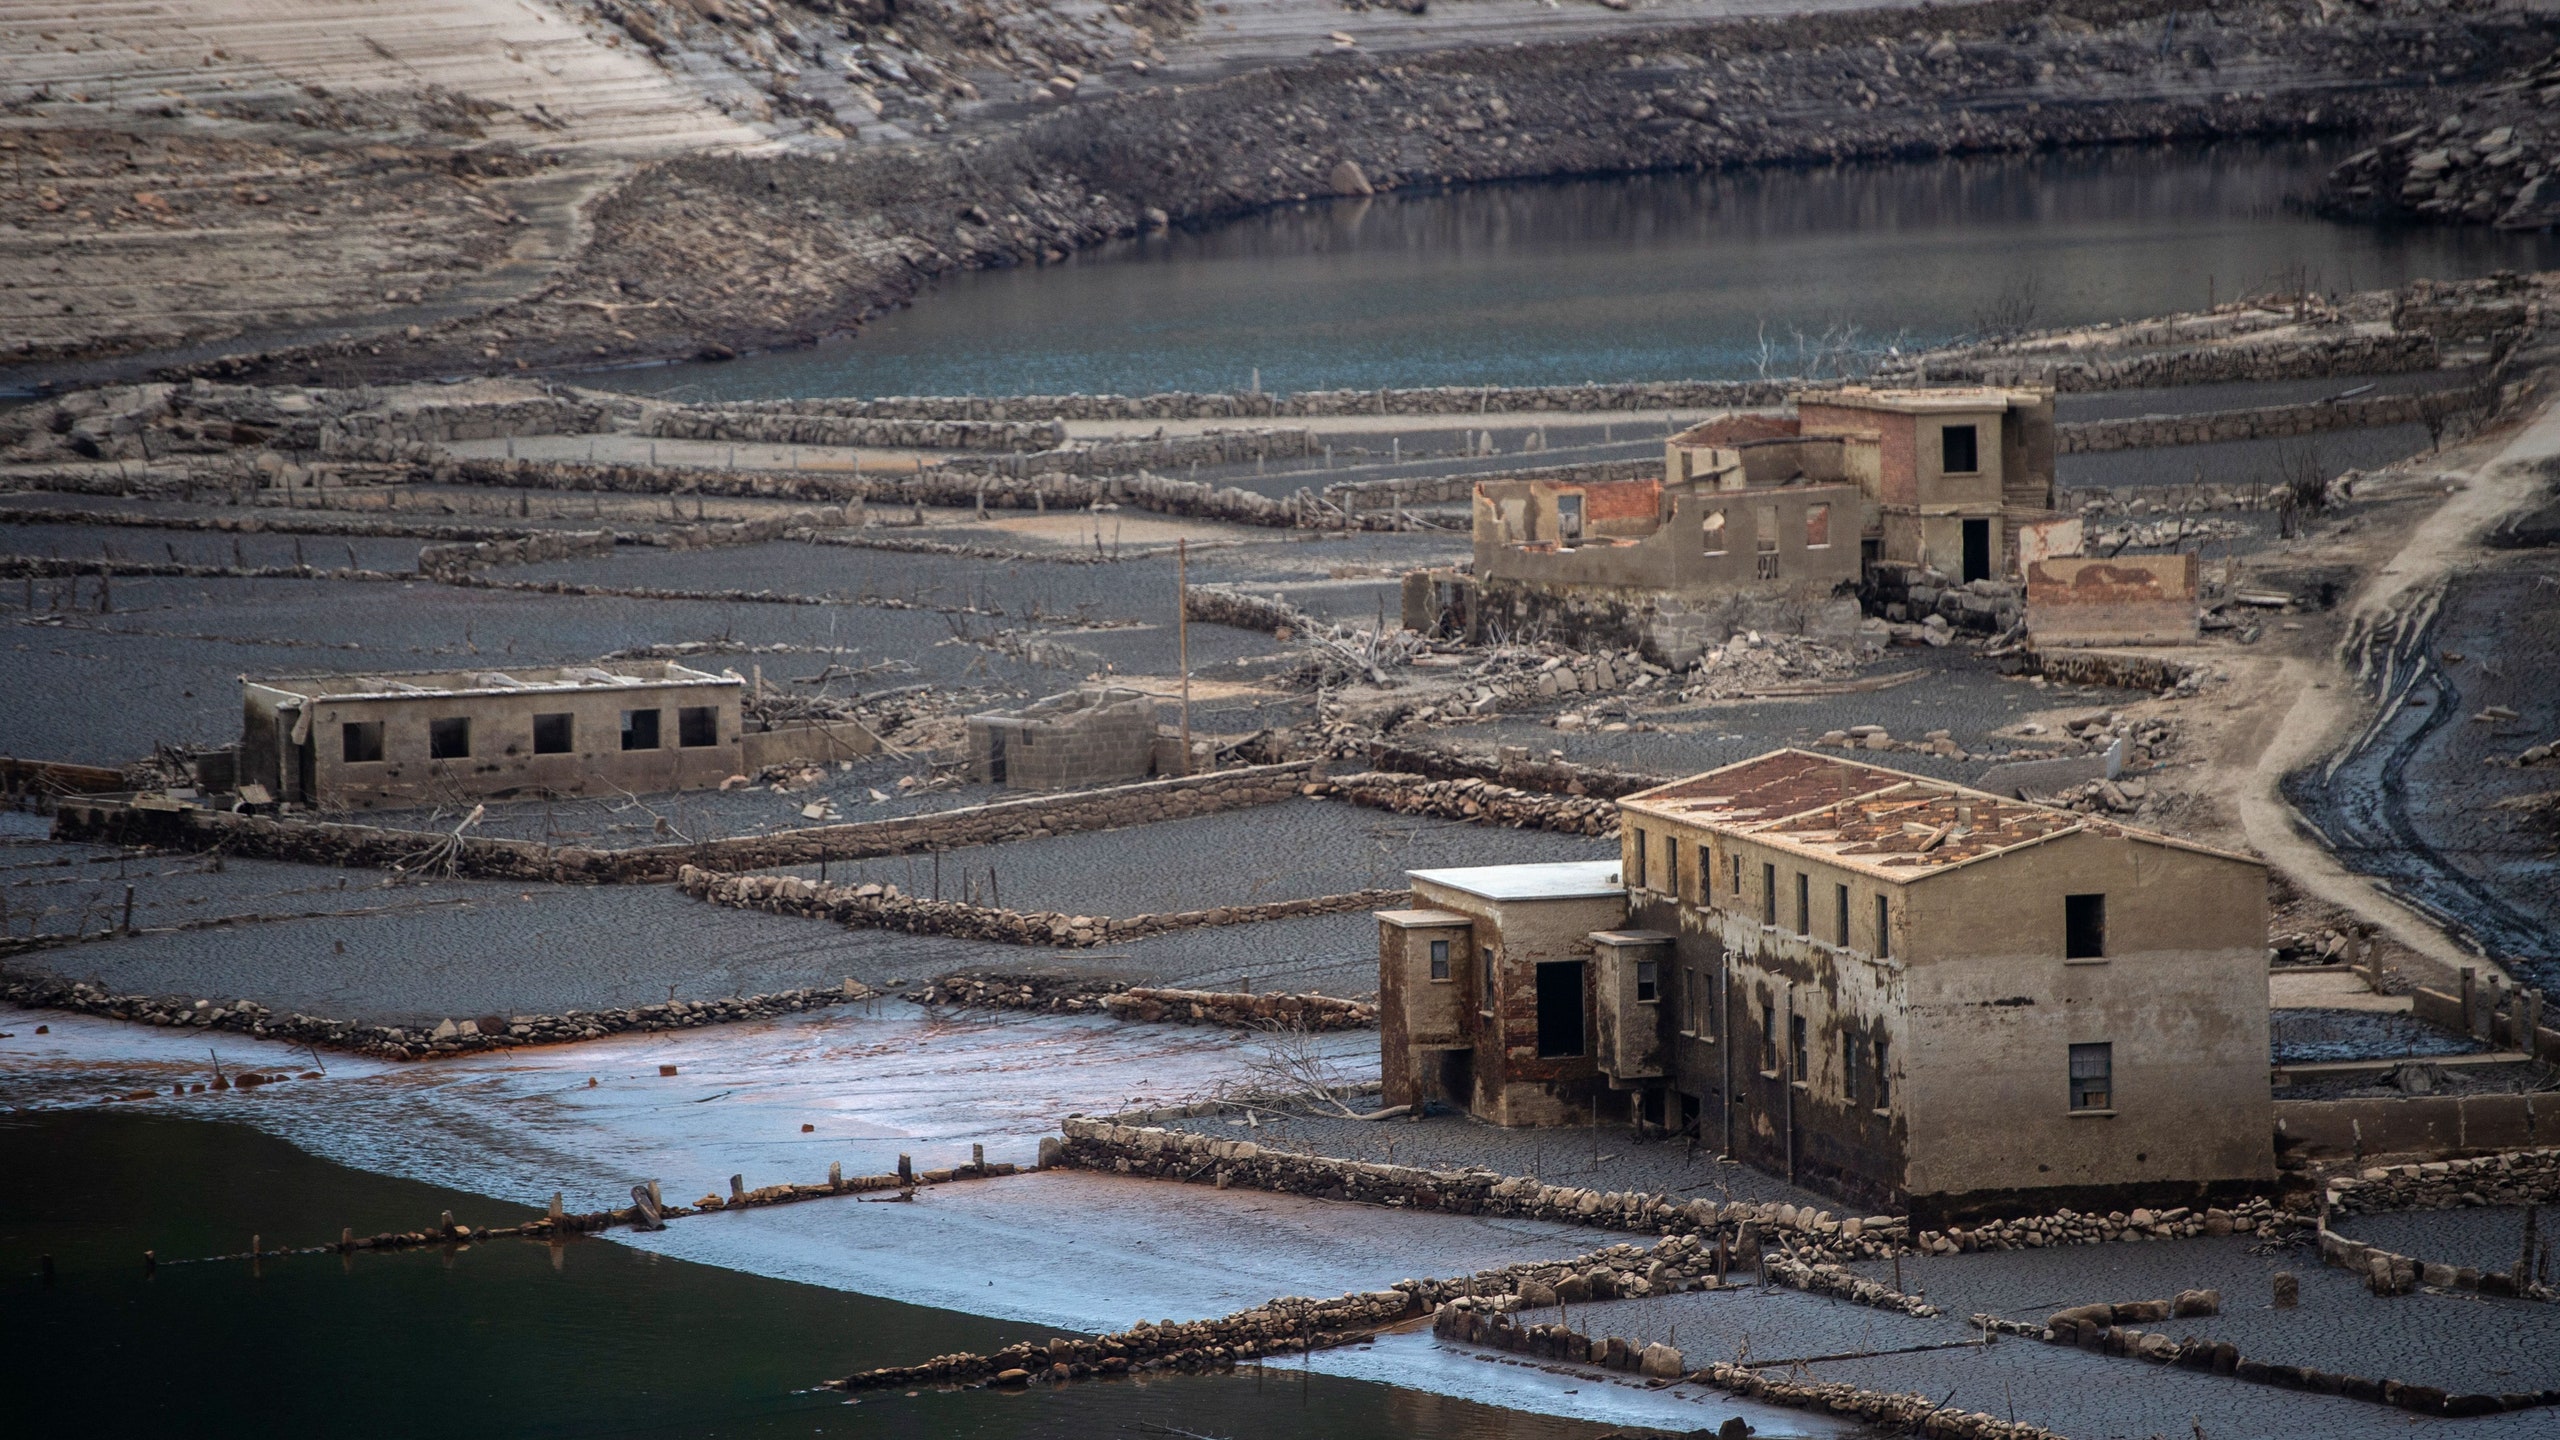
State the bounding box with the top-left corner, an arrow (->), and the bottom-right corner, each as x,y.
1535,960 -> 1587,1058
1961,518 -> 1992,582
1436,1049 -> 1473,1110
985,732 -> 1007,785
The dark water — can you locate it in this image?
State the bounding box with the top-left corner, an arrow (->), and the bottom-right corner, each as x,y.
0,1111 -> 1629,1440
596,141 -> 2560,402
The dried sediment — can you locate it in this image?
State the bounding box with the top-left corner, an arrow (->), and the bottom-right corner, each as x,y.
2,975 -> 880,1061
678,864 -> 1405,949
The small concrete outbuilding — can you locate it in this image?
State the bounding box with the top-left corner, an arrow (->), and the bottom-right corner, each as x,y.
965,686 -> 1162,791
1379,749 -> 2273,1224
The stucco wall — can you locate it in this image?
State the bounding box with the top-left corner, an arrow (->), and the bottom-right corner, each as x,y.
1895,829 -> 2272,1216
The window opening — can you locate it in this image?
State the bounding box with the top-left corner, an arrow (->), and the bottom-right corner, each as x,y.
621,708 -> 661,751
532,713 -> 573,755
678,705 -> 720,748
1535,961 -> 1586,1058
1636,958 -> 1659,1004
2070,1042 -> 2114,1111
2065,894 -> 2107,959
1429,939 -> 1450,981
341,721 -> 383,764
1941,424 -> 1979,474
427,717 -> 469,760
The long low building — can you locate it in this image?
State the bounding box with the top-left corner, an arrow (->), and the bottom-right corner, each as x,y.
1379,749 -> 2272,1225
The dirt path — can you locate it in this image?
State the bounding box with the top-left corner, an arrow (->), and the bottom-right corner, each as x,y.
2231,393 -> 2560,984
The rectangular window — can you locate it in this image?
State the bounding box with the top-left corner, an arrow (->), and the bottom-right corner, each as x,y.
532,713 -> 573,755
1665,836 -> 1680,899
2070,1042 -> 2114,1111
1555,493 -> 1584,542
1702,508 -> 1728,554
1794,872 -> 1810,935
427,717 -> 470,760
1876,894 -> 1891,959
1760,996 -> 1777,1069
1842,1031 -> 1862,1103
341,721 -> 384,764
1761,863 -> 1777,926
1482,946 -> 1496,1014
1874,1037 -> 1892,1109
1630,827 -> 1647,890
1535,961 -> 1586,1058
621,708 -> 661,751
1941,424 -> 1979,474
2066,894 -> 2107,959
1636,958 -> 1659,1004
1428,939 -> 1451,981
1754,503 -> 1781,579
1788,1012 -> 1808,1083
1835,883 -> 1852,946
678,705 -> 720,748
1730,851 -> 1742,897
1805,502 -> 1832,549
1681,964 -> 1701,1035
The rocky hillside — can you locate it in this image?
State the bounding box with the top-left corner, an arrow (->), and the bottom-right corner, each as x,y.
2316,43 -> 2560,230
177,0 -> 2560,386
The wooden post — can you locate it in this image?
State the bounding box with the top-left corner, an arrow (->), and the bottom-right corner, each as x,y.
828,1162 -> 843,1192
1177,538 -> 1191,775
972,1143 -> 986,1170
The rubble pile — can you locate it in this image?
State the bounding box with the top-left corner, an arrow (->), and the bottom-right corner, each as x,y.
1680,632 -> 1865,701
1868,569 -> 2025,635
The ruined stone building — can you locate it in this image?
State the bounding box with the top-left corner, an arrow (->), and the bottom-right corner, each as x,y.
1408,386 -> 2054,662
241,663 -> 747,809
1794,384 -> 2057,584
965,685 -> 1163,790
1378,749 -> 2270,1223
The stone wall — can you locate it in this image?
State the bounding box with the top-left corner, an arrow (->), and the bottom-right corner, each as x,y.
912,972 -> 1376,1029
1324,456 -> 1659,508
1864,566 -> 2024,636
415,527 -> 615,579
2321,1148 -> 2560,1216
677,865 -> 1405,949
965,685 -> 1159,790
766,380 -> 1799,425
0,974 -> 879,1061
645,406 -> 1067,452
1916,329 -> 2443,394
1356,740 -> 1668,801
50,762 -> 1313,883
2054,387 -> 2479,453
1307,771 -> 1621,836
1182,584 -> 1313,636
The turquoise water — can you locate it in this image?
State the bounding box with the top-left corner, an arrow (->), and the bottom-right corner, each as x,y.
593,140 -> 2560,402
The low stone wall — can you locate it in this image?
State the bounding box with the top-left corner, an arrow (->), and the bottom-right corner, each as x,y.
1917,329 -> 2441,394
679,866 -> 1404,949
1323,456 -> 1658,508
911,972 -> 1376,1029
2054,388 -> 2472,453
1866,567 -> 2023,635
1693,1361 -> 2065,1440
2318,1222 -> 2555,1304
1357,740 -> 1668,801
416,527 -> 614,579
1308,771 -> 1621,836
1182,583 -> 1313,636
52,763 -> 1313,884
774,380 -> 1798,425
1998,1289 -> 2550,1416
0,556 -> 411,584
2322,1148 -> 2560,1216
1066,1112 -> 2294,1260
2016,649 -> 2205,694
333,393 -> 620,445
646,406 -> 1067,452
1,974 -> 878,1060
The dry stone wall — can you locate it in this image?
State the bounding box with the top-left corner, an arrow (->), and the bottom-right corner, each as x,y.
50,763 -> 1313,884
912,973 -> 1375,1029
1307,771 -> 1621,836
1,974 -> 880,1061
2055,387 -> 2480,453
678,865 -> 1405,949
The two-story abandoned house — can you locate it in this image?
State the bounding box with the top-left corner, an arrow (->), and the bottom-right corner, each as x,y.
1377,749 -> 2271,1223
1405,387 -> 2055,664
1793,384 -> 2057,583
237,662 -> 873,810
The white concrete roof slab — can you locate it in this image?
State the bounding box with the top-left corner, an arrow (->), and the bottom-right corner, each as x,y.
1408,860 -> 1624,901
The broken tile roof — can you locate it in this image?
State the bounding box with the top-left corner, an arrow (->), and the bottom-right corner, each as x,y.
1619,749 -> 2257,881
